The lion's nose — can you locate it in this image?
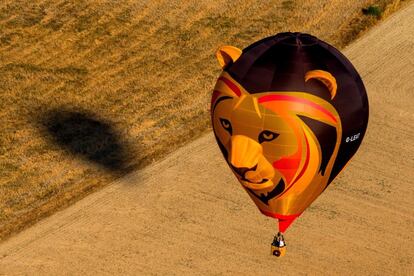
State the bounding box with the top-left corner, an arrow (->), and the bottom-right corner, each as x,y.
229,135 -> 262,169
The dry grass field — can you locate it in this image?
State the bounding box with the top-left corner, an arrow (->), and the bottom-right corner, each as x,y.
0,2 -> 413,271
0,0 -> 410,241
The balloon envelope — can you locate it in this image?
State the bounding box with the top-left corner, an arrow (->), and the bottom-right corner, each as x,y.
211,32 -> 369,232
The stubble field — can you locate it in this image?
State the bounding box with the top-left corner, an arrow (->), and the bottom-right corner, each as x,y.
0,0 -> 410,241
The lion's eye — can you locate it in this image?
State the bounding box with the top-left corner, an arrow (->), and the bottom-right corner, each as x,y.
258,130 -> 279,143
220,118 -> 232,135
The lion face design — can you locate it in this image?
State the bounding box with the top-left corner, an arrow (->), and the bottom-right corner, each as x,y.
212,65 -> 342,213
211,32 -> 369,229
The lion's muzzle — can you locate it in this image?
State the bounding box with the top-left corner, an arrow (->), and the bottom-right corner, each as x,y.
229,135 -> 275,190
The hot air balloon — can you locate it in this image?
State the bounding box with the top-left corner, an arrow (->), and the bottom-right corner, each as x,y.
210,32 -> 369,257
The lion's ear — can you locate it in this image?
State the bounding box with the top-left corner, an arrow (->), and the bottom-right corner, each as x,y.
216,46 -> 242,69
305,70 -> 337,99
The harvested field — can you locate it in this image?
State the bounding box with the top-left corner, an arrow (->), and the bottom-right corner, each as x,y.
0,0 -> 411,242
0,2 -> 413,272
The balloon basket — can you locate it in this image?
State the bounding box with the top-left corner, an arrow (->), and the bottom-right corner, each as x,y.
271,232 -> 286,257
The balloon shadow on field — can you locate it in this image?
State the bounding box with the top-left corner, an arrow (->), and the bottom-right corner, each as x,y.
37,108 -> 135,175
